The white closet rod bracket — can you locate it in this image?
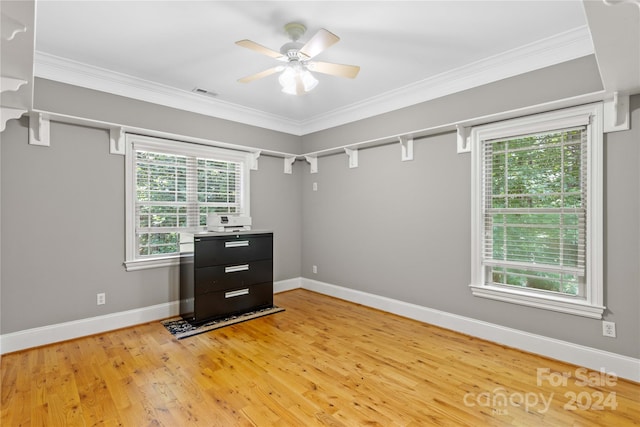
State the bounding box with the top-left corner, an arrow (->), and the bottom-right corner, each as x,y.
29,113 -> 50,147
284,156 -> 296,174
398,135 -> 413,161
457,124 -> 471,153
603,91 -> 630,133
344,147 -> 359,168
249,150 -> 261,170
110,127 -> 125,155
305,155 -> 318,173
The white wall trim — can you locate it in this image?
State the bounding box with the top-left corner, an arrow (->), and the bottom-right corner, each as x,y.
469,103 -> 605,319
274,277 -> 303,294
0,278 -> 300,355
33,51 -> 304,136
300,26 -> 594,134
300,277 -> 640,382
0,301 -> 180,355
3,276 -> 637,383
34,26 -> 593,136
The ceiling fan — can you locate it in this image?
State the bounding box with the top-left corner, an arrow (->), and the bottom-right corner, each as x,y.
235,22 -> 360,95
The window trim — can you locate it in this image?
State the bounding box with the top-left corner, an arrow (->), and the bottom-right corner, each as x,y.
469,103 -> 605,319
124,134 -> 252,271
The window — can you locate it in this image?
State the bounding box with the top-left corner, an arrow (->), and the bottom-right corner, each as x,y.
125,135 -> 251,271
469,104 -> 604,318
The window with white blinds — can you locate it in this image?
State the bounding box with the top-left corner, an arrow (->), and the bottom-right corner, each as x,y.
125,135 -> 251,269
469,104 -> 605,319
483,127 -> 587,297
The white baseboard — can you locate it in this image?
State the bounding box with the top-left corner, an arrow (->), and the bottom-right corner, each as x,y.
0,301 -> 180,355
300,277 -> 640,383
3,276 -> 638,383
0,278 -> 300,355
274,277 -> 303,294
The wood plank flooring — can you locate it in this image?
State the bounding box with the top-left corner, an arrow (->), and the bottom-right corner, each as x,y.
2,289 -> 639,426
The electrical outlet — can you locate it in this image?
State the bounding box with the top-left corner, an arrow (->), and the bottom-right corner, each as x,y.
312,182 -> 318,191
312,265 -> 318,274
97,293 -> 106,305
602,321 -> 616,338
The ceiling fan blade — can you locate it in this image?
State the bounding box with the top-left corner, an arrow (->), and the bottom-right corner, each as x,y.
308,61 -> 360,79
235,39 -> 285,60
299,28 -> 339,59
238,66 -> 283,83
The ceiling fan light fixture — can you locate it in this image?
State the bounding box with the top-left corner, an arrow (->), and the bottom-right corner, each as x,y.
278,64 -> 318,95
236,22 -> 358,94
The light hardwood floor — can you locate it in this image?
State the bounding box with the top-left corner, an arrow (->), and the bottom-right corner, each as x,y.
2,289 -> 639,426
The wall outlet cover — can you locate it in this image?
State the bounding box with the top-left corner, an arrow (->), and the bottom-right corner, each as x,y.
602,321 -> 616,338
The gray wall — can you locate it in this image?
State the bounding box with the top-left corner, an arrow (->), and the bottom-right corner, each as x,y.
300,96 -> 640,359
34,79 -> 304,155
1,116 -> 303,333
251,154 -> 302,281
1,65 -> 637,361
303,56 -> 603,152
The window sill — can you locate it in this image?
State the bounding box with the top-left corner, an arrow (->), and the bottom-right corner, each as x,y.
469,284 -> 605,319
124,255 -> 180,271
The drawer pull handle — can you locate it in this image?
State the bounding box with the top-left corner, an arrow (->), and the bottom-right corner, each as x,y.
225,264 -> 249,273
225,240 -> 249,248
225,288 -> 249,298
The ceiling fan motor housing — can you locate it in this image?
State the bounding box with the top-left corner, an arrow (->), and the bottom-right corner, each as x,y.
281,23 -> 307,60
283,22 -> 306,41
280,41 -> 304,60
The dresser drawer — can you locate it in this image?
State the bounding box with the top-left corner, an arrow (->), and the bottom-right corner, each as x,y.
193,282 -> 273,323
195,259 -> 272,295
194,234 -> 273,267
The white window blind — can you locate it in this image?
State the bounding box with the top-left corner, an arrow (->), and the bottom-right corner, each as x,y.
482,127 -> 587,297
125,135 -> 250,265
470,103 -> 604,318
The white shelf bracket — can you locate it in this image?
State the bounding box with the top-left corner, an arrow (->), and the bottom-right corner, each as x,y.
603,92 -> 630,133
398,135 -> 413,161
109,127 -> 125,155
603,0 -> 640,9
1,12 -> 27,41
305,155 -> 318,173
0,77 -> 28,94
0,107 -> 27,132
344,147 -> 359,168
456,124 -> 471,153
249,150 -> 261,170
284,156 -> 296,174
29,113 -> 50,147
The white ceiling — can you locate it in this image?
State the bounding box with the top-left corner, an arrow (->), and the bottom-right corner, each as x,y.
34,1 -> 596,135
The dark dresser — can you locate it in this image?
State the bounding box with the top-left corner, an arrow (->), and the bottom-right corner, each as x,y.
179,230 -> 273,324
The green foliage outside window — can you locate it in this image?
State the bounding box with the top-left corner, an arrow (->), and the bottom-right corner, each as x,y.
135,151 -> 242,257
485,129 -> 586,296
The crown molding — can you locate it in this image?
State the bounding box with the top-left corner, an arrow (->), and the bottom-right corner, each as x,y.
300,26 -> 594,133
34,26 -> 593,136
33,51 -> 305,135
